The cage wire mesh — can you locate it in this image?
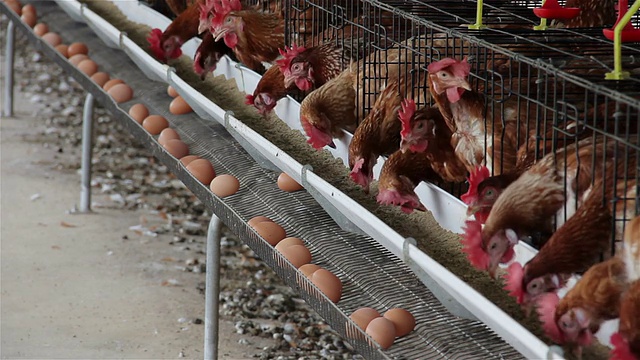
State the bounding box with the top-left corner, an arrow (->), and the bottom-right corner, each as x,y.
278,0 -> 640,254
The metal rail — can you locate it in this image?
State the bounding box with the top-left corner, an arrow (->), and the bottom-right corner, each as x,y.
79,93 -> 94,213
204,215 -> 222,360
3,20 -> 15,117
0,2 -> 527,359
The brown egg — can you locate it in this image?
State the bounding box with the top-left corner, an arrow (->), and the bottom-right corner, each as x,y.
163,139 -> 189,158
77,59 -> 98,76
179,155 -> 200,167
209,174 -> 239,197
186,159 -> 215,185
21,12 -> 36,28
90,72 -> 110,87
127,103 -> 148,124
21,4 -> 35,16
67,42 -> 88,57
311,269 -> 342,303
41,32 -> 62,47
6,0 -> 21,14
277,172 -> 303,192
102,79 -> 124,91
248,216 -> 272,228
142,115 -> 169,135
54,44 -> 68,58
299,264 -> 321,278
278,244 -> 312,268
365,317 -> 396,349
383,308 -> 415,337
169,96 -> 193,115
274,237 -> 304,251
253,221 -> 286,246
107,83 -> 133,103
68,54 -> 89,66
158,128 -> 180,146
167,85 -> 178,98
33,23 -> 48,37
350,308 -> 381,331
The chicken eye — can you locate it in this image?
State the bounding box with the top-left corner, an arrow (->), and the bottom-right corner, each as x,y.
226,17 -> 233,23
439,72 -> 448,78
530,283 -> 538,289
484,189 -> 494,198
416,122 -> 424,130
292,63 -> 301,71
490,243 -> 497,250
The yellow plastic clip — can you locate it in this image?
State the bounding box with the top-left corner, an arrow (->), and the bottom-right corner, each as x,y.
605,0 -> 640,80
467,0 -> 487,30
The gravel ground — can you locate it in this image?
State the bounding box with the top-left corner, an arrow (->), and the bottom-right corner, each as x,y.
1,18 -> 362,360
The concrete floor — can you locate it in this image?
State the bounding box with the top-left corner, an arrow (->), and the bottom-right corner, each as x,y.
0,75 -> 271,360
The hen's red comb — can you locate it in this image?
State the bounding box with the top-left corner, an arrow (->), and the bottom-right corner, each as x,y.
147,28 -> 165,60
275,44 -> 307,75
503,262 -> 526,304
461,165 -> 491,205
376,188 -> 424,214
194,49 -> 205,75
199,1 -> 214,24
460,219 -> 490,271
245,94 -> 255,105
610,333 -> 635,360
536,292 -> 564,344
350,158 -> 371,189
399,98 -> 416,138
301,116 -> 330,150
212,0 -> 242,28
427,57 -> 471,78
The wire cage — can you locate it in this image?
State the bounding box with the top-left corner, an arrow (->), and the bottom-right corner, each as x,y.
282,0 -> 640,255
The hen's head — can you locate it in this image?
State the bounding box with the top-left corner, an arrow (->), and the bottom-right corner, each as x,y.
194,45 -> 225,80
198,0 -> 216,34
461,166 -> 495,224
504,262 -> 565,306
377,174 -> 426,214
461,219 -> 518,277
210,0 -> 243,48
276,44 -> 313,91
147,28 -> 183,62
427,57 -> 472,103
538,293 -> 594,346
300,101 -> 336,150
610,333 -> 636,360
246,92 -> 276,115
349,157 -> 374,194
398,99 -> 437,153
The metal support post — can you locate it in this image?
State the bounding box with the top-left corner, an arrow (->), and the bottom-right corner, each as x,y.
3,20 -> 15,117
79,93 -> 95,213
204,215 -> 223,360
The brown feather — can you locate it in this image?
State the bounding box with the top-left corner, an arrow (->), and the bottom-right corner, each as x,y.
555,256 -> 628,332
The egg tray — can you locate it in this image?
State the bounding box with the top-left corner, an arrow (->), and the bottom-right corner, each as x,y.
1,2 -> 524,359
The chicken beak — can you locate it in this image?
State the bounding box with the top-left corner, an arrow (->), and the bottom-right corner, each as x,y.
198,22 -> 209,35
487,261 -> 500,279
551,274 -> 560,288
200,71 -> 207,81
399,139 -> 410,153
458,78 -> 472,91
283,75 -> 295,89
466,203 -> 481,217
327,140 -> 336,149
212,28 -> 228,42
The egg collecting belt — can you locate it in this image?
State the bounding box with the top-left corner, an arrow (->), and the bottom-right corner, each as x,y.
1,2 -> 525,359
